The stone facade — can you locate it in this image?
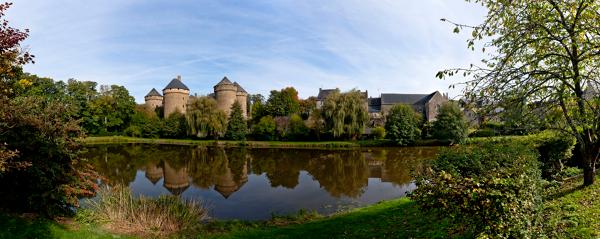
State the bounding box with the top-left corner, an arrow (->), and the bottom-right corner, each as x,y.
145,75 -> 249,119
213,77 -> 248,118
144,88 -> 163,111
369,91 -> 449,123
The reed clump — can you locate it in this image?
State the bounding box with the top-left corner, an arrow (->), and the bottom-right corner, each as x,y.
79,185 -> 208,237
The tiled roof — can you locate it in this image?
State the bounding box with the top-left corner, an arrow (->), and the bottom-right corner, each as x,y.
368,97 -> 381,112
233,82 -> 247,93
164,78 -> 189,91
215,76 -> 233,86
145,88 -> 162,97
317,89 -> 337,100
380,93 -> 434,105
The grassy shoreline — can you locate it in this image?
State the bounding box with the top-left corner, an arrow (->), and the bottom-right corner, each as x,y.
81,136 -> 403,148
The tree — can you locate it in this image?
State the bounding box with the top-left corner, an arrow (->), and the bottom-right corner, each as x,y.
252,116 -> 277,140
264,87 -> 300,117
307,108 -> 326,140
431,102 -> 468,145
385,104 -> 422,145
226,101 -> 247,140
187,96 -> 227,139
438,0 -> 600,185
287,114 -> 309,140
322,89 -> 369,139
87,85 -> 136,134
162,112 -> 187,138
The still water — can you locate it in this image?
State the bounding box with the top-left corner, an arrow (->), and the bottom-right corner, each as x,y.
84,144 -> 438,220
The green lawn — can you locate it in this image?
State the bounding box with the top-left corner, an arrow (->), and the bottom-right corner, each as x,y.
0,214 -> 134,239
542,175 -> 600,238
203,198 -> 459,239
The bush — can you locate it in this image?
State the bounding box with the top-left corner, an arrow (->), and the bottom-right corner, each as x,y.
411,142 -> 542,238
162,112 -> 187,138
532,132 -> 575,180
252,116 -> 277,140
371,127 -> 386,140
80,185 -> 207,236
431,102 -> 468,144
287,114 -> 309,140
384,104 -> 421,146
468,128 -> 496,137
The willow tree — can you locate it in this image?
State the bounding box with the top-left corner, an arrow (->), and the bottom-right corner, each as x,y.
186,96 -> 227,139
439,0 -> 600,185
322,89 -> 368,139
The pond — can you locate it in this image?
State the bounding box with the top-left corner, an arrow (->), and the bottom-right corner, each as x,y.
84,144 -> 438,220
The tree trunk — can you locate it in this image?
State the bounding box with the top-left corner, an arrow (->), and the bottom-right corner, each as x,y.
583,152 -> 596,186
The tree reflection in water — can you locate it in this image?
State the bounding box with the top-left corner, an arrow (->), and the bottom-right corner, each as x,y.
84,145 -> 437,199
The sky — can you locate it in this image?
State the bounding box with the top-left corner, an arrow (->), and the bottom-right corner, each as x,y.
6,0 -> 487,103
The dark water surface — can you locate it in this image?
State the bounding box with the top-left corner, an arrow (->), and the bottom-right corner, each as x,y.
84,144 -> 438,220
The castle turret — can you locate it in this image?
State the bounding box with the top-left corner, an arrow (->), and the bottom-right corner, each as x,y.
162,161 -> 189,196
163,75 -> 189,118
213,77 -> 237,116
233,82 -> 248,119
144,88 -> 163,110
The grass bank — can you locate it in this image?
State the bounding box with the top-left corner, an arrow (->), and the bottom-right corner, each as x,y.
81,136 -> 398,148
5,174 -> 600,238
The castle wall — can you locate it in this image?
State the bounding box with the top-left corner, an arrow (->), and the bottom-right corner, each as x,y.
144,96 -> 163,111
214,84 -> 237,116
163,88 -> 189,118
236,93 -> 248,119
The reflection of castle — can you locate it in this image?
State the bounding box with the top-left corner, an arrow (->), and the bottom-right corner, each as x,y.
144,75 -> 249,118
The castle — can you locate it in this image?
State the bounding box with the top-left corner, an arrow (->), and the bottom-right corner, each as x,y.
144,75 -> 248,118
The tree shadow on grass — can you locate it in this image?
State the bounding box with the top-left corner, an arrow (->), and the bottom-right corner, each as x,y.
0,213 -> 62,239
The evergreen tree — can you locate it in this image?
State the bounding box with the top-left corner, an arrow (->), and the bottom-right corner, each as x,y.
226,101 -> 247,140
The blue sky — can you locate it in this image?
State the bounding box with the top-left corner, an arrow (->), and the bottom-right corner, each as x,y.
7,0 -> 487,103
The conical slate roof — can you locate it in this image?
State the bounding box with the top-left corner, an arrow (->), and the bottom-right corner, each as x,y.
164,78 -> 189,91
233,82 -> 247,93
145,88 -> 162,97
215,76 -> 233,86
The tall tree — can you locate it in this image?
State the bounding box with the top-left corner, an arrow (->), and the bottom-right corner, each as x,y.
322,89 -> 368,139
265,87 -> 300,117
431,102 -> 469,145
438,0 -> 600,185
187,96 -> 227,139
226,101 -> 247,140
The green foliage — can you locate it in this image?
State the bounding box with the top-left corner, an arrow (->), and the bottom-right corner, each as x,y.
371,126 -> 386,140
226,101 -> 248,141
384,104 -> 421,145
431,102 -> 468,144
162,112 -> 187,139
264,87 -> 300,117
322,89 -> 368,139
533,132 -> 576,180
287,114 -> 309,140
0,96 -> 97,215
412,142 -> 543,238
252,116 -> 277,140
186,96 -> 227,139
468,128 -> 496,137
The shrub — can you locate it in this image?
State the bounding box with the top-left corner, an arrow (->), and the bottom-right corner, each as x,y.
80,185 -> 207,237
532,132 -> 575,180
468,128 -> 496,137
371,126 -> 386,140
253,116 -> 277,140
287,114 -> 309,140
162,112 -> 187,138
411,142 -> 542,238
384,104 -> 421,145
431,102 -> 468,144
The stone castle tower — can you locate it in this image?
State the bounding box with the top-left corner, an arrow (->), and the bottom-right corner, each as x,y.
144,88 -> 163,110
145,75 -> 248,118
213,77 -> 248,118
162,75 -> 189,118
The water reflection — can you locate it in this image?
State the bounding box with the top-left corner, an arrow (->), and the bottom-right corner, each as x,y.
84,145 -> 437,220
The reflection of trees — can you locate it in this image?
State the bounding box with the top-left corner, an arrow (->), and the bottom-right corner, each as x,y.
305,151 -> 369,198
379,147 -> 438,186
86,144 -> 436,199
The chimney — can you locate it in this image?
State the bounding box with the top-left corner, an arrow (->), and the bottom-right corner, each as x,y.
177,75 -> 181,81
